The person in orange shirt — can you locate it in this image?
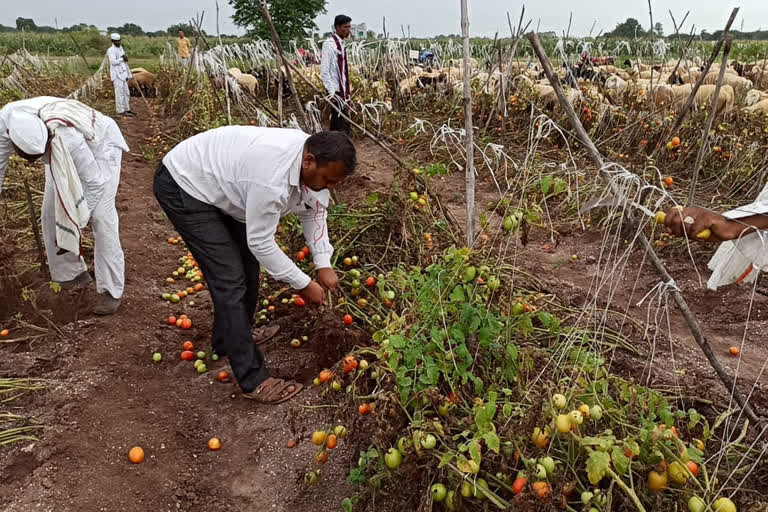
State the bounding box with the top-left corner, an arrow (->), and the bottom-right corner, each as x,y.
177,30 -> 192,65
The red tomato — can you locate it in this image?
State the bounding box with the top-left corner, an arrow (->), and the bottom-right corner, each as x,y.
294,296 -> 306,307
182,340 -> 194,351
180,350 -> 195,361
365,276 -> 376,287
297,251 -> 305,261
512,477 -> 527,495
168,316 -> 177,325
181,318 -> 192,329
343,314 -> 353,325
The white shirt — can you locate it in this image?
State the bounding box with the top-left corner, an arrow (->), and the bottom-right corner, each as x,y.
321,35 -> 349,97
0,97 -> 129,208
162,126 -> 334,290
107,45 -> 131,81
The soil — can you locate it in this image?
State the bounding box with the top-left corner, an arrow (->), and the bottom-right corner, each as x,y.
2,99 -> 767,512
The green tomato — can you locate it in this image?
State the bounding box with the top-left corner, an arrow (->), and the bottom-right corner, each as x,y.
359,359 -> 369,370
331,380 -> 342,391
540,456 -> 555,476
409,191 -> 418,201
349,269 -> 361,278
556,414 -> 572,434
535,463 -> 547,479
351,279 -> 361,288
170,294 -> 180,303
589,405 -> 603,420
421,433 -> 437,450
581,491 -> 594,505
385,290 -> 396,300
460,481 -> 472,497
475,478 -> 489,499
161,293 -> 171,301
713,497 -> 736,512
437,403 -> 453,417
511,302 -> 524,315
487,276 -> 501,290
445,491 -> 457,511
430,483 -> 447,502
552,393 -> 567,409
384,447 -> 403,470
262,299 -> 270,307
688,496 -> 706,512
569,410 -> 584,425
196,363 -> 207,373
351,255 -> 359,264
502,216 -> 515,232
196,351 -> 206,360
152,352 -> 162,362
211,353 -> 219,361
461,265 -> 477,283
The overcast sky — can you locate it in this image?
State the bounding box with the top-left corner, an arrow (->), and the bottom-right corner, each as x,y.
2,1 -> 765,38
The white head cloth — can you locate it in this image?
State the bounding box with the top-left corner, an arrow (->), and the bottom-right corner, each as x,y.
111,33 -> 121,41
8,111 -> 48,155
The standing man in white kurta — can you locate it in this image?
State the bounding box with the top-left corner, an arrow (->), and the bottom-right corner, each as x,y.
321,15 -> 352,134
0,97 -> 129,315
106,34 -> 135,117
153,127 -> 356,403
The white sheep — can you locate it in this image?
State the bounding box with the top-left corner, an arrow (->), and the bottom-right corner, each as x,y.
745,99 -> 768,114
745,89 -> 768,106
694,84 -> 735,115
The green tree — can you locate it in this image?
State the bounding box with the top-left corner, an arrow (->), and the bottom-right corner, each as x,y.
653,22 -> 663,36
608,18 -> 644,38
229,0 -> 327,41
16,17 -> 37,31
106,23 -> 145,36
167,23 -> 197,36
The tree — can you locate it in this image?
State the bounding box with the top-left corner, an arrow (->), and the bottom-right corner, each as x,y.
653,22 -> 663,37
366,30 -> 376,39
106,23 -> 145,36
16,17 -> 37,31
607,18 -> 644,38
167,23 -> 197,36
229,0 -> 327,41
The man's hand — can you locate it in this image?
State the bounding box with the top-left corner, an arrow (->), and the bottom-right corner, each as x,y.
122,56 -> 129,62
299,280 -> 326,305
316,267 -> 339,291
663,206 -> 744,242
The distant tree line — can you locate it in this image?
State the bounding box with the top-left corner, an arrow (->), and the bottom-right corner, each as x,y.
0,17 -> 241,38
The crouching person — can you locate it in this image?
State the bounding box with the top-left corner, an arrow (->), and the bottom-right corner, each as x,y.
0,97 -> 128,314
153,127 -> 356,403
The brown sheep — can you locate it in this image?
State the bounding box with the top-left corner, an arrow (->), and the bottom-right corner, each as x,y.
127,70 -> 156,97
694,84 -> 734,116
745,99 -> 768,114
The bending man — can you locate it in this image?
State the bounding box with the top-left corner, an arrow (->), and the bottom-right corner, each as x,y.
154,127 -> 356,403
0,97 -> 129,314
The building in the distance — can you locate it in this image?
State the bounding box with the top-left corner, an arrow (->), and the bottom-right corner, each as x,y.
350,22 -> 367,39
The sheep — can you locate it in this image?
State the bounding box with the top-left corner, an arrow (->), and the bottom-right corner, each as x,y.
745,99 -> 768,114
228,68 -> 257,95
127,70 -> 157,97
130,67 -> 149,74
694,84 -> 735,115
701,73 -> 752,92
605,75 -> 628,99
228,67 -> 242,78
745,89 -> 768,106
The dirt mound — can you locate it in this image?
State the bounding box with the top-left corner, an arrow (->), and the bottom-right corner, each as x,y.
311,311 -> 370,368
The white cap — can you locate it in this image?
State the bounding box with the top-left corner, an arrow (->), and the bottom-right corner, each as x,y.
8,111 -> 48,155
111,33 -> 121,41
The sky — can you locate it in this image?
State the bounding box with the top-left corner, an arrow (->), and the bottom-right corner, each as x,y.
2,1 -> 766,38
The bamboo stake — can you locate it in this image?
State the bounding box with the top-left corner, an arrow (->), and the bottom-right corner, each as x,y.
460,0 -> 475,247
23,179 -> 46,278
527,30 -> 760,426
260,0 -> 309,131
215,0 -> 231,125
688,38 -> 732,204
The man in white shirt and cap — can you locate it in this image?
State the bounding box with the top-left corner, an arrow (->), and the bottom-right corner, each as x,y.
106,34 -> 135,117
0,97 -> 129,314
154,127 -> 356,403
321,15 -> 352,134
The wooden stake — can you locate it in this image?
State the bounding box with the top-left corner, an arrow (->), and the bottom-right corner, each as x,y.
688,38 -> 732,204
527,30 -> 760,426
460,0 -> 475,247
23,179 -> 46,278
260,0 -> 309,130
216,0 -> 231,125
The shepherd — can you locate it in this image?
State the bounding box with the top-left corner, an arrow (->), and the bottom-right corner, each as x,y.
0,97 -> 129,314
321,15 -> 352,134
106,33 -> 135,117
176,30 -> 192,66
153,127 -> 356,403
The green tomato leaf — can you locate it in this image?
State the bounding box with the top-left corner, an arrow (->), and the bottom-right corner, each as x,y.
611,446 -> 630,475
468,440 -> 482,465
586,451 -> 611,485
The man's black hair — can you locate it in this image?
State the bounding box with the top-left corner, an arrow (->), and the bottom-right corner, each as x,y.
334,15 -> 352,27
305,131 -> 357,175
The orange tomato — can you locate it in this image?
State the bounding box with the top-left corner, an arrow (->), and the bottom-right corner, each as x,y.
168,237 -> 176,244
217,370 -> 229,382
179,314 -> 188,320
319,369 -> 334,383
186,287 -> 195,295
0,329 -> 9,337
326,434 -> 338,450
532,481 -> 551,501
176,318 -> 183,327
686,460 -> 699,477
297,251 -> 305,261
128,446 -> 145,464
664,176 -> 674,186
181,318 -> 192,330
512,477 -> 527,495
267,305 -> 275,312
358,403 -> 371,415
167,316 -> 177,325
671,136 -> 681,147
343,355 -> 358,373
315,451 -> 328,464
365,276 -> 376,287
182,340 -> 194,351
729,346 -> 740,356
286,439 -> 296,448
301,246 -> 310,256
207,437 -> 221,451
193,283 -> 203,292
